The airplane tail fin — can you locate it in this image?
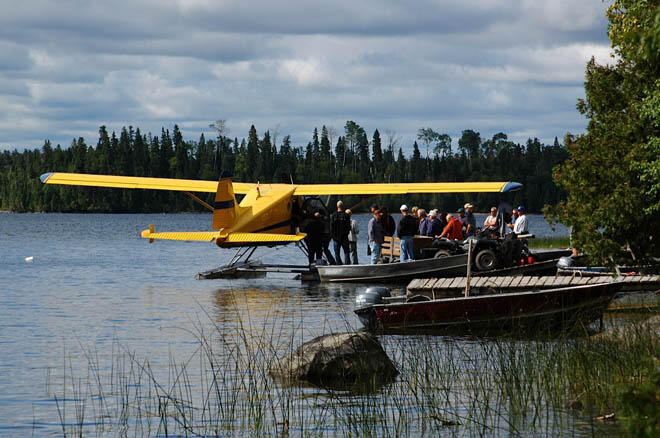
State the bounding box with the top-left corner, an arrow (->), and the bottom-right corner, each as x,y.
213,176 -> 240,230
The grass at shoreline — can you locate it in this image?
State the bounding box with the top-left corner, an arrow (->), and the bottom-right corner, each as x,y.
44,311 -> 658,436
528,236 -> 571,249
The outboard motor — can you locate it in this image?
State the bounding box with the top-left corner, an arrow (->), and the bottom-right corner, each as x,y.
355,287 -> 391,330
556,256 -> 575,269
355,286 -> 391,310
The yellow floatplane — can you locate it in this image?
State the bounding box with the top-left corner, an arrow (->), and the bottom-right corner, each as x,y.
40,172 -> 521,278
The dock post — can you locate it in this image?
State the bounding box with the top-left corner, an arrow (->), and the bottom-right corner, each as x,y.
465,239 -> 473,297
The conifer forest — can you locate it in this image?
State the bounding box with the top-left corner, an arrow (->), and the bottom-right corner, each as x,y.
0,122 -> 568,213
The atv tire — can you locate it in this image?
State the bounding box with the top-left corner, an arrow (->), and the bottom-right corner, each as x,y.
434,250 -> 453,258
475,249 -> 498,271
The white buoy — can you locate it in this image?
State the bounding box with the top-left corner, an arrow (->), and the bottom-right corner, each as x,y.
25,256 -> 34,263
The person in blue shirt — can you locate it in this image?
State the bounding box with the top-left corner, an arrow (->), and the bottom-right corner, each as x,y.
427,210 -> 444,237
418,209 -> 428,235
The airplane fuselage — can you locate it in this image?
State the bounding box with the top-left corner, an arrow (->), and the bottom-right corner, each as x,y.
229,184 -> 297,236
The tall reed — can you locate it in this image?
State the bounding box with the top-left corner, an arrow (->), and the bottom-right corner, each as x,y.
46,301 -> 658,436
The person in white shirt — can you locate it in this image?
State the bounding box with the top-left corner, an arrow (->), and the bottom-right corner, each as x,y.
483,207 -> 498,230
510,205 -> 529,234
483,206 -> 499,237
346,209 -> 359,264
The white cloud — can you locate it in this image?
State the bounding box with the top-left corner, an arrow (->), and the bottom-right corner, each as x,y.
277,58 -> 330,86
0,0 -> 611,151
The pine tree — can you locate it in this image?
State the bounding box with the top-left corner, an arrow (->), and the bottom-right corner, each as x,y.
259,130 -> 274,181
372,129 -> 383,179
246,125 -> 259,181
319,126 -> 334,182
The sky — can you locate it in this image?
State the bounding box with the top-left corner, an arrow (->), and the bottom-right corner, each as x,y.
0,0 -> 614,154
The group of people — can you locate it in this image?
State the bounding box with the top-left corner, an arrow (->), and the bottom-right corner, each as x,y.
302,200 -> 360,266
413,203 -> 479,241
366,203 -> 418,264
304,200 -> 529,266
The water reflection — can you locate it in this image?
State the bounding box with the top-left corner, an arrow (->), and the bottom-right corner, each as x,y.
209,283 -> 366,348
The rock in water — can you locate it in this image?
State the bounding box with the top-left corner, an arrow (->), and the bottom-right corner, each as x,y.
270,331 -> 398,390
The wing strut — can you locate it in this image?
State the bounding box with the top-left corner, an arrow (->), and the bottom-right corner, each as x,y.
183,191 -> 214,212
348,194 -> 379,212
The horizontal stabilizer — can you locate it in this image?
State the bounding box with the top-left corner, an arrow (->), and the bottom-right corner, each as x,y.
219,232 -> 306,248
140,228 -> 221,242
140,225 -> 305,248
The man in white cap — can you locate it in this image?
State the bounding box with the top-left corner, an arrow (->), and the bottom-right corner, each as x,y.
397,204 -> 417,262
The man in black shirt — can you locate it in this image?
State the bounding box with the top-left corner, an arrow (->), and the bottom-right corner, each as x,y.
330,200 -> 351,265
303,212 -> 324,265
397,204 -> 417,261
380,206 -> 396,237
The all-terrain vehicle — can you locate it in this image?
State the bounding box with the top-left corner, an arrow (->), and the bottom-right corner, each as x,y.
417,202 -> 532,271
419,232 -> 531,272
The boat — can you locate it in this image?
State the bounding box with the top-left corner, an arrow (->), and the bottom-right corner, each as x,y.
316,248 -> 572,284
317,253 -> 469,283
354,282 -> 623,334
555,255 -> 660,277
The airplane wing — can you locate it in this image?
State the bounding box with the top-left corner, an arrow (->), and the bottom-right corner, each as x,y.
291,181 -> 522,195
40,172 -> 254,194
41,172 -> 521,195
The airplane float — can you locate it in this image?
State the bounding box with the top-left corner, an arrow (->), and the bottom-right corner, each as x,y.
40,172 -> 521,276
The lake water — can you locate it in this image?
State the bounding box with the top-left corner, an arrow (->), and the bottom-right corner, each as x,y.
2,213 -> 620,436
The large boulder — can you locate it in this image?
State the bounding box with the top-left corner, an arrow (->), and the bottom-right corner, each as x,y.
270,331 -> 398,391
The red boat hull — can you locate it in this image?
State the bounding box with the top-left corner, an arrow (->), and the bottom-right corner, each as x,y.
356,282 -> 622,334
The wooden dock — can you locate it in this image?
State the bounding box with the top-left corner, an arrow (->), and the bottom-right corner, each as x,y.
407,275 -> 660,299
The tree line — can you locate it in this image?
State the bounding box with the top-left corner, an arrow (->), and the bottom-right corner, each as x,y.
0,122 -> 568,213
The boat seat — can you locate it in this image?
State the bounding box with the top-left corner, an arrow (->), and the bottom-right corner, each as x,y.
382,236 -> 401,261
382,236 -> 437,262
